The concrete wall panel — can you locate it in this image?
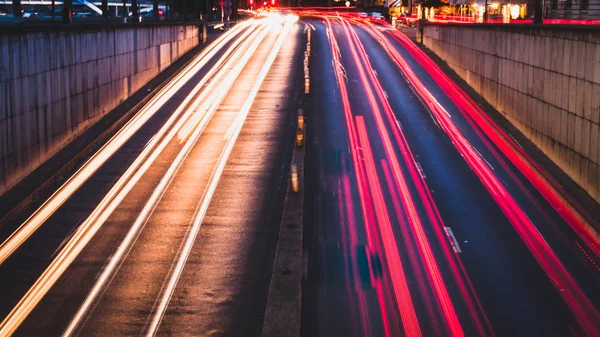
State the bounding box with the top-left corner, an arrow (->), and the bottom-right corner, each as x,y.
424,24 -> 600,200
0,24 -> 199,195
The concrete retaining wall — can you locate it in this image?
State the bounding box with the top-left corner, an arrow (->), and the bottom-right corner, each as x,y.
0,24 -> 199,194
423,24 -> 600,201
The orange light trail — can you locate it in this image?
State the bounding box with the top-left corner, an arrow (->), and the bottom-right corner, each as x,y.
145,15 -> 296,336
60,21 -> 272,337
0,21 -> 255,266
0,17 -> 292,336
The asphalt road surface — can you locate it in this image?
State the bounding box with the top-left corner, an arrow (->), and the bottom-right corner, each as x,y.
301,16 -> 600,337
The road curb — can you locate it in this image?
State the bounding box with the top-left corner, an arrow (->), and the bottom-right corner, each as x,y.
261,26 -> 311,337
260,25 -> 310,337
261,114 -> 305,337
0,33 -> 221,229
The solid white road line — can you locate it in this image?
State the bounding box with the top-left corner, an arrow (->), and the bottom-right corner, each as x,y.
444,227 -> 462,254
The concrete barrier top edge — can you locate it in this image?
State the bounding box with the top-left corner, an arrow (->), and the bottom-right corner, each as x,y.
422,21 -> 600,31
0,21 -> 202,35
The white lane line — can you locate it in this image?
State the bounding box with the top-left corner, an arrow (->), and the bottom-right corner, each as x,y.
223,116 -> 237,140
304,23 -> 316,32
444,227 -> 462,253
508,133 -> 523,149
59,25 -> 268,337
415,161 -> 426,179
143,133 -> 158,150
144,17 -> 294,337
0,21 -> 253,266
396,120 -> 403,131
472,145 -> 495,171
0,22 -> 264,337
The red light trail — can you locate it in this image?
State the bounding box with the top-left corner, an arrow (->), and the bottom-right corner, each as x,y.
383,29 -> 600,263
341,15 -> 494,337
357,20 -> 600,336
341,18 -> 466,337
308,11 -> 600,335
325,17 -> 422,337
321,14 -> 499,337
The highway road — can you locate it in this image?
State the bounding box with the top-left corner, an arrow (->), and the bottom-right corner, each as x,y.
0,14 -> 302,337
0,11 -> 599,337
301,15 -> 600,337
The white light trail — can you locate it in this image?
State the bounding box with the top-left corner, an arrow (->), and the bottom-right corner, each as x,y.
0,21 -> 252,266
60,23 -> 270,337
144,17 -> 295,337
0,21 -> 266,337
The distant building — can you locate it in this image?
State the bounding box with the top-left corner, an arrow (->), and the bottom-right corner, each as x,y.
442,0 -> 598,20
544,0 -> 600,19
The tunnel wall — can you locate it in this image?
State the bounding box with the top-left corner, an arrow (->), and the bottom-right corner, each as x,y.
422,24 -> 600,201
0,24 -> 199,194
